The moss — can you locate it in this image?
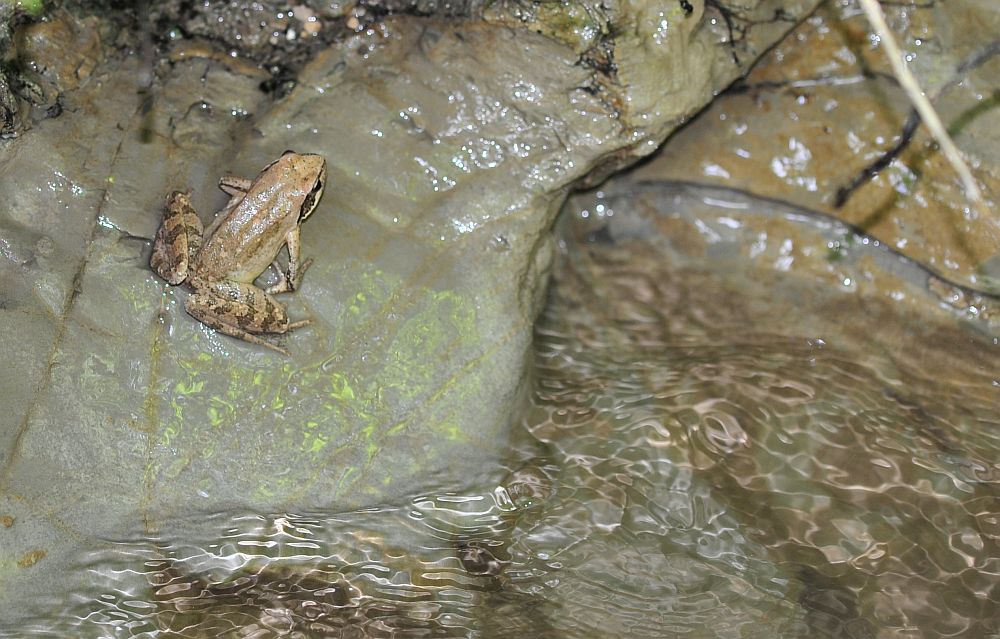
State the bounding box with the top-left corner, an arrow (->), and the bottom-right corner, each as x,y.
13,0 -> 44,18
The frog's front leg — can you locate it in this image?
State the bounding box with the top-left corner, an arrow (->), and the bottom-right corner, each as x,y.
219,175 -> 252,196
265,226 -> 313,295
150,191 -> 204,285
185,280 -> 311,355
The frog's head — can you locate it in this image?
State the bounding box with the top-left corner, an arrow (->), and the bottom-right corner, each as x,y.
294,153 -> 327,223
265,150 -> 327,223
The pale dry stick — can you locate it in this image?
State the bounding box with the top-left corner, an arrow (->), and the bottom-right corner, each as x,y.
857,0 -> 989,217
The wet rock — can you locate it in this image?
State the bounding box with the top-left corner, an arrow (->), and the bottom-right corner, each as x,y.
0,70 -> 17,138
0,3 -> 27,137
0,0 -> 820,628
0,11 -> 104,137
501,462 -> 554,509
15,13 -> 103,94
631,0 -> 1000,292
457,539 -> 507,577
150,0 -> 347,73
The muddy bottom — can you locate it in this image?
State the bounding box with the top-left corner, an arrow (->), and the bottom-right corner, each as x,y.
8,182 -> 999,638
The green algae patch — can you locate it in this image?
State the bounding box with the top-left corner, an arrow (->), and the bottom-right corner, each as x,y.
380,289 -> 478,403
8,0 -> 44,17
432,419 -> 467,443
301,420 -> 329,454
328,373 -> 356,403
132,258 -> 500,513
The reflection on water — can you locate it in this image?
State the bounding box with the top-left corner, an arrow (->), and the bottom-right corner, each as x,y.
513,182 -> 1000,638
9,182 -> 1000,637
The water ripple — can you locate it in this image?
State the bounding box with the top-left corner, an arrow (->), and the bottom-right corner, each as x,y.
8,182 -> 1000,638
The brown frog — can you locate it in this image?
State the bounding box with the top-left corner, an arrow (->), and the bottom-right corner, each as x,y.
150,151 -> 327,354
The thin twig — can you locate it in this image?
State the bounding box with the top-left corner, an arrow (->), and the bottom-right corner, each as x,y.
857,0 -> 989,216
835,109 -> 921,208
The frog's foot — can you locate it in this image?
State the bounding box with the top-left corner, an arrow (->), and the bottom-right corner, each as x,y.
266,257 -> 313,295
185,280 -> 311,355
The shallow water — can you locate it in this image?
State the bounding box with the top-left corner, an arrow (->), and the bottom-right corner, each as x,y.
512,182 -> 1000,638
7,182 -> 999,638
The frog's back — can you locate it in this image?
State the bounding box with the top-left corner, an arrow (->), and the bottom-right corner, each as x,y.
192,190 -> 297,284
190,151 -> 325,284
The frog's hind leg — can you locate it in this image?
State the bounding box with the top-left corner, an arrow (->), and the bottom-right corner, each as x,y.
150,191 -> 203,285
184,280 -> 312,355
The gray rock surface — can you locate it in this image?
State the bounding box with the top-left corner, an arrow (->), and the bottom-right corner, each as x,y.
0,0 -> 819,625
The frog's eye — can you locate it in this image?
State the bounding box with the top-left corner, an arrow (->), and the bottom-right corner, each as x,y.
299,177 -> 325,221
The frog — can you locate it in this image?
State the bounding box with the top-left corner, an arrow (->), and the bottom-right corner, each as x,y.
150,151 -> 327,355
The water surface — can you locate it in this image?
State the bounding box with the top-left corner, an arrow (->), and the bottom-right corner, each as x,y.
9,182 -> 999,638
